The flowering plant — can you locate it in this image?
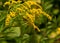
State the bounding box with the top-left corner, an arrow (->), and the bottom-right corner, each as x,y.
0,0 -> 60,43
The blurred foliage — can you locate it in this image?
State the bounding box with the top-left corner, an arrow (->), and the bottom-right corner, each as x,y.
0,0 -> 60,43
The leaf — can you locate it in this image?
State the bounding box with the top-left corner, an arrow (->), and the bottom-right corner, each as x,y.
7,27 -> 21,38
0,11 -> 7,22
1,41 -> 7,43
45,4 -> 53,10
53,9 -> 59,15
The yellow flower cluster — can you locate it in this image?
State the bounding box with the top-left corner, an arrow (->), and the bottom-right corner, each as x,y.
3,0 -> 21,7
17,6 -> 51,21
24,1 -> 42,9
26,12 -> 35,22
17,8 -> 22,12
30,9 -> 42,14
10,12 -> 16,17
23,13 -> 34,23
5,1 -> 52,32
42,12 -> 52,20
5,12 -> 16,26
49,27 -> 60,38
11,1 -> 17,4
49,32 -> 57,38
5,14 -> 11,26
15,1 -> 52,32
56,27 -> 60,34
30,9 -> 52,20
11,0 -> 21,4
3,2 -> 10,7
23,12 -> 40,32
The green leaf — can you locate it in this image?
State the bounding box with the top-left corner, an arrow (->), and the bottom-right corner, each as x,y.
53,9 -> 59,14
45,4 -> 53,10
7,27 -> 21,38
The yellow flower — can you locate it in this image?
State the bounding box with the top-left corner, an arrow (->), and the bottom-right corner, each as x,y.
3,2 -> 10,7
49,32 -> 57,38
10,12 -> 16,17
42,12 -> 52,20
57,27 -> 60,31
30,9 -> 33,13
17,8 -> 22,12
23,12 -> 40,32
28,1 -> 36,5
5,12 -> 16,26
28,1 -> 42,10
56,27 -> 60,34
37,9 -> 43,13
6,14 -> 11,19
5,15 -> 11,26
25,2 -> 31,8
11,1 -> 17,4
26,12 -> 35,22
31,9 -> 37,14
30,9 -> 42,15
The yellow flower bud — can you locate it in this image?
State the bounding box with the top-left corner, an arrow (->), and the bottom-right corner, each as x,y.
10,12 -> 16,17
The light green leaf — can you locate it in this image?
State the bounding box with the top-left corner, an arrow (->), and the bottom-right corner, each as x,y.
7,27 -> 21,38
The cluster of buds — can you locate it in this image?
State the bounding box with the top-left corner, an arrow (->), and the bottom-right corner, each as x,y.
5,12 -> 16,26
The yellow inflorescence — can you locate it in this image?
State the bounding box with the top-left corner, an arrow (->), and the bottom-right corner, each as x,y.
11,0 -> 17,4
5,14 -> 11,26
3,2 -> 10,7
17,8 -> 22,12
42,12 -> 52,20
10,12 -> 16,17
24,1 -> 42,9
30,9 -> 42,15
5,1 -> 52,32
16,1 -> 52,32
27,1 -> 36,5
26,12 -> 35,22
25,2 -> 31,8
5,11 -> 16,26
23,12 -> 40,32
4,0 -> 20,7
30,9 -> 52,20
